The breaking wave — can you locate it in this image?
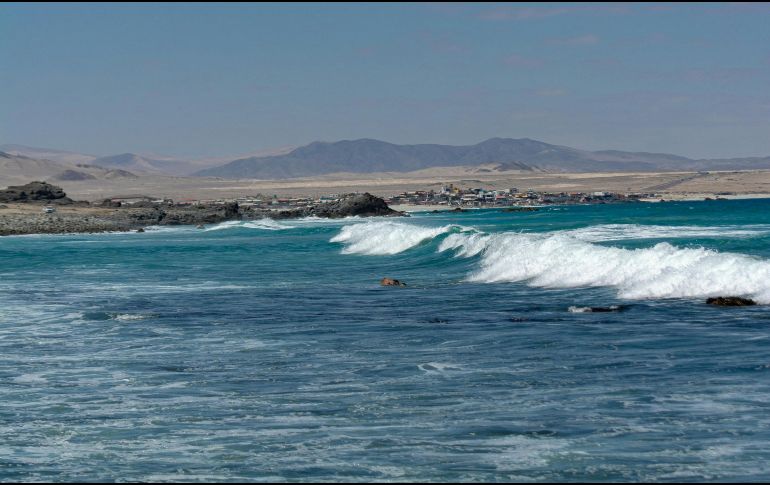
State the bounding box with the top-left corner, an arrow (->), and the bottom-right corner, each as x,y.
442,232 -> 770,303
333,221 -> 770,302
564,224 -> 770,242
204,219 -> 294,231
330,220 -> 474,255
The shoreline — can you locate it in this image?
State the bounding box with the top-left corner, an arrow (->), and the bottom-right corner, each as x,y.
4,194 -> 770,236
392,193 -> 770,213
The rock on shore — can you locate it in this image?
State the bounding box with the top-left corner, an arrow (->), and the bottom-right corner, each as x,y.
256,193 -> 404,220
0,181 -> 73,204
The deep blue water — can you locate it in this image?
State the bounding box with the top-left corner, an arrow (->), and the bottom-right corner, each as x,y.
2,199 -> 770,482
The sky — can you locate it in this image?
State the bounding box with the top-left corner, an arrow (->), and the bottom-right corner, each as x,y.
2,2 -> 770,159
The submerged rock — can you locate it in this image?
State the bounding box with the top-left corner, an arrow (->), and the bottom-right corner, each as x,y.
380,277 -> 406,287
569,305 -> 624,313
706,296 -> 756,307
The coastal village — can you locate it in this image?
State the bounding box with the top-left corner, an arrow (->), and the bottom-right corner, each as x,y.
142,184 -> 664,210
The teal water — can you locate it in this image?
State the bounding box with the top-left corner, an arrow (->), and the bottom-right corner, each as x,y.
2,199 -> 770,481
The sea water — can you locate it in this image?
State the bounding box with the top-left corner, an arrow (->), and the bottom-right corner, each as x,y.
2,199 -> 770,481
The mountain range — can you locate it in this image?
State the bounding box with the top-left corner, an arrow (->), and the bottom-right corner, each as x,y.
193,138 -> 770,179
3,138 -> 770,182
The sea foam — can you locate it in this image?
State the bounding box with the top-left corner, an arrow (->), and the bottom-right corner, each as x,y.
564,224 -> 770,242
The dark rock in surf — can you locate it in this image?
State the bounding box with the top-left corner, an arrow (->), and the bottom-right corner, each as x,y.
706,296 -> 756,307
380,277 -> 406,287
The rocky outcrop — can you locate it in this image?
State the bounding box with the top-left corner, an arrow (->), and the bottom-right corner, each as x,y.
0,193 -> 402,236
380,277 -> 407,287
259,193 -> 403,220
0,181 -> 73,204
159,202 -> 240,225
706,296 -> 757,306
312,193 -> 402,218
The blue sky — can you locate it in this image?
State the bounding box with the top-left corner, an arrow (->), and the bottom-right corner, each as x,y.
2,2 -> 770,159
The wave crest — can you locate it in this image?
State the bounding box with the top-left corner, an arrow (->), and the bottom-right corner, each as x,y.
205,219 -> 294,231
441,232 -> 770,302
331,221 -> 473,255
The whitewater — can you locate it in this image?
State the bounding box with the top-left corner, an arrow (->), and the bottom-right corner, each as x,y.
331,218 -> 770,303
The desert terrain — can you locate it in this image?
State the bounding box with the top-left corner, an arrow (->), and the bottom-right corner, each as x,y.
9,167 -> 768,203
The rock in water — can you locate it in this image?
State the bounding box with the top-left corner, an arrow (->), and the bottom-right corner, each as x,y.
380,277 -> 406,287
706,296 -> 756,306
136,228 -> 145,233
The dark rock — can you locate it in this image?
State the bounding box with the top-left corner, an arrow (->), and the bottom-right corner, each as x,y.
380,277 -> 406,287
426,318 -> 449,324
0,181 -> 73,204
706,296 -> 756,306
266,193 -> 403,220
160,202 -> 239,225
136,228 -> 145,233
311,193 -> 402,218
126,208 -> 164,224
99,198 -> 122,208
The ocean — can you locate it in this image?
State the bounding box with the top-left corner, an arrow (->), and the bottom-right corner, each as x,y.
2,199 -> 770,482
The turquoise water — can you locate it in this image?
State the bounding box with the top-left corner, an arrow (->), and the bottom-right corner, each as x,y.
2,199 -> 770,481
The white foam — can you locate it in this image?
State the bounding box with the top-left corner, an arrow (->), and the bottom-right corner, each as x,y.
330,221 -> 472,255
417,362 -> 464,374
204,219 -> 293,231
112,313 -> 154,322
568,305 -> 621,313
565,224 -> 770,242
440,231 -> 770,303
